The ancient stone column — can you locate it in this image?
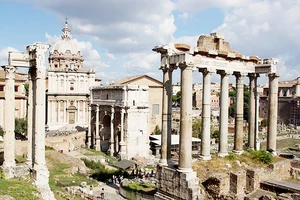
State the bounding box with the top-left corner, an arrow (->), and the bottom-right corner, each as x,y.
27,68 -> 34,167
87,105 -> 92,148
178,64 -> 193,172
95,105 -> 100,151
267,73 -> 279,154
2,65 -> 16,178
248,73 -> 256,149
160,66 -> 173,166
217,70 -> 229,157
200,69 -> 212,160
233,72 -> 244,154
119,108 -> 126,158
110,106 -> 115,156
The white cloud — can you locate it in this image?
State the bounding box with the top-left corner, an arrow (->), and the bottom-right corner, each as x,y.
0,47 -> 19,66
33,0 -> 176,54
106,53 -> 116,60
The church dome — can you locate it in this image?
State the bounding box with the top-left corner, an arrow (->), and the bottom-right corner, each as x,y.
50,20 -> 81,55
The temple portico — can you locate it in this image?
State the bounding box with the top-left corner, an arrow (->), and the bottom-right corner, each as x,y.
153,33 -> 279,200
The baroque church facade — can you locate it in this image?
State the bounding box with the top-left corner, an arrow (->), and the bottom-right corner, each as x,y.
46,21 -> 97,131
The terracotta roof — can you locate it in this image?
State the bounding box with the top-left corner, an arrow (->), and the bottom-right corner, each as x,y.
111,74 -> 162,85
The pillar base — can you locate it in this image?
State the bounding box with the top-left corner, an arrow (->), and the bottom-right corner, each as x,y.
218,152 -> 229,157
200,155 -> 211,161
159,159 -> 168,167
155,165 -> 205,200
177,167 -> 193,173
232,150 -> 244,155
95,138 -> 101,151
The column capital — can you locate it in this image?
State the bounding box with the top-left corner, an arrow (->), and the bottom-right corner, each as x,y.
233,71 -> 247,78
198,68 -> 215,75
179,63 -> 194,71
268,73 -> 280,78
217,70 -> 231,76
3,66 -> 16,80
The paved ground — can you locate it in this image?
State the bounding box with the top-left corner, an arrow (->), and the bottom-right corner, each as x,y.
93,182 -> 125,200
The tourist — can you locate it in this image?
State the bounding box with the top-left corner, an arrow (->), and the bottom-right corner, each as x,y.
100,188 -> 104,199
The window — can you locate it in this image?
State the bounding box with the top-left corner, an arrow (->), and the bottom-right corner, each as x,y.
152,104 -> 159,115
15,86 -> 18,92
0,85 -> 4,91
70,82 -> 74,91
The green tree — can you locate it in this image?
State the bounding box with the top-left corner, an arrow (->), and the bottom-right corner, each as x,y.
24,83 -> 29,97
152,125 -> 161,135
192,118 -> 202,138
211,130 -> 220,143
15,118 -> 27,135
172,91 -> 181,106
228,84 -> 250,122
261,119 -> 268,127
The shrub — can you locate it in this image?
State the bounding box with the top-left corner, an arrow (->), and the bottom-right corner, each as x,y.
249,149 -> 273,164
226,153 -> 237,161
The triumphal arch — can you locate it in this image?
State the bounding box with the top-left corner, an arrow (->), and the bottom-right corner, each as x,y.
1,43 -> 55,199
153,33 -> 279,199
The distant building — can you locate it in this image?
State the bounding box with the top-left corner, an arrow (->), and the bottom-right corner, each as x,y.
46,20 -> 99,131
0,70 -> 27,128
90,75 -> 163,159
259,77 -> 300,126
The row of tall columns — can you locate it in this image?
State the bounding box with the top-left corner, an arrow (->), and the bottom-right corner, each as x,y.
159,63 -> 279,165
2,66 -> 16,176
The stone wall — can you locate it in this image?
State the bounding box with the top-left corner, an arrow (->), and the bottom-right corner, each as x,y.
155,166 -> 205,200
290,160 -> 300,179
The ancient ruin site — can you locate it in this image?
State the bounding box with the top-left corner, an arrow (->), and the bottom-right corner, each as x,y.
1,2 -> 300,199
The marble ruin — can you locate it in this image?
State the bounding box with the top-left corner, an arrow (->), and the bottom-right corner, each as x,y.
153,32 -> 279,199
1,43 -> 55,200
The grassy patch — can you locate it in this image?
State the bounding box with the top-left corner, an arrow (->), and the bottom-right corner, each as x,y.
0,179 -> 40,200
123,182 -> 156,195
260,138 -> 300,150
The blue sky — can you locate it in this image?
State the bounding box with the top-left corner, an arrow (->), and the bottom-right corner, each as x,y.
1,0 -> 300,84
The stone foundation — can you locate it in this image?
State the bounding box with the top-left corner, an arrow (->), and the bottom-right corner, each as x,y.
246,168 -> 261,193
154,165 -> 205,200
230,171 -> 246,196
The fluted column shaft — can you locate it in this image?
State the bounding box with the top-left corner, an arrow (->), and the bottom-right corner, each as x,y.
27,68 -> 34,166
3,66 -> 16,170
119,108 -> 126,158
160,67 -> 173,166
110,106 -> 115,156
87,105 -> 92,148
234,73 -> 244,153
218,70 -> 229,157
248,74 -> 256,149
178,65 -> 193,172
267,73 -> 279,153
200,69 -> 212,160
95,105 -> 100,151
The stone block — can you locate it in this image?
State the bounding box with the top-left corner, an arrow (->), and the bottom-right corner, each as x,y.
246,168 -> 260,193
230,171 -> 245,196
